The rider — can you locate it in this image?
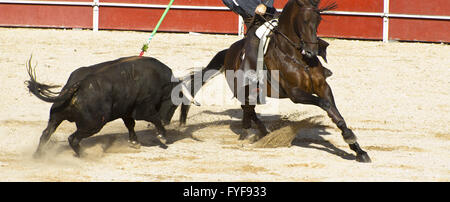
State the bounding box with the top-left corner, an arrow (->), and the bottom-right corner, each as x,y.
223,0 -> 278,104
222,0 -> 276,30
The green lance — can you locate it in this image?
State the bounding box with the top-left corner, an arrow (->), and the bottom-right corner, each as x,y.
139,0 -> 175,56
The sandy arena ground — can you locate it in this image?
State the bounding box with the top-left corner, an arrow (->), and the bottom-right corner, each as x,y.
0,28 -> 449,181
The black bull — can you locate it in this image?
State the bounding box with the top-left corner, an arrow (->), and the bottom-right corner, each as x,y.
26,56 -> 193,157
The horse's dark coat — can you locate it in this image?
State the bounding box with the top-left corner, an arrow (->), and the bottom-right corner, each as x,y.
189,0 -> 371,162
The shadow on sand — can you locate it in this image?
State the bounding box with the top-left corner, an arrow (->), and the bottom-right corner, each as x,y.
46,108 -> 355,161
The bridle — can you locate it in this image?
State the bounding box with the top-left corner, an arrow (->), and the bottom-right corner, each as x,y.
260,4 -> 320,53
258,2 -> 321,93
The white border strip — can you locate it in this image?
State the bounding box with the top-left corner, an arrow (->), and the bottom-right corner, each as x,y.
321,10 -> 384,17
0,1 -> 230,10
383,0 -> 389,42
2,0 -> 449,20
99,2 -> 229,10
93,0 -> 99,31
2,1 -> 448,20
1,0 -> 449,39
386,13 -> 450,20
0,0 -> 93,6
321,10 -> 450,20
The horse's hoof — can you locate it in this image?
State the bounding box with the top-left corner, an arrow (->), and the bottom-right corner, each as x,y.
243,128 -> 259,143
128,140 -> 141,149
239,128 -> 250,140
342,130 -> 357,144
247,134 -> 259,143
356,152 -> 371,163
156,134 -> 167,145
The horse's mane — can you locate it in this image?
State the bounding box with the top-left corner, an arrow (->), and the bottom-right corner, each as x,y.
317,1 -> 337,12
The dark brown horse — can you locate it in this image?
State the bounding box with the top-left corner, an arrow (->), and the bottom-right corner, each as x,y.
183,0 -> 371,162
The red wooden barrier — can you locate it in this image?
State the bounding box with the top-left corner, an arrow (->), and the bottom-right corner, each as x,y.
0,4 -> 92,29
389,0 -> 450,42
390,0 -> 450,16
102,0 -> 225,6
0,0 -> 449,42
99,7 -> 237,33
319,15 -> 382,40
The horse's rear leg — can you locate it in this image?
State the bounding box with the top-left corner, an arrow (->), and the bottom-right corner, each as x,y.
33,114 -> 63,158
241,104 -> 269,142
317,84 -> 371,163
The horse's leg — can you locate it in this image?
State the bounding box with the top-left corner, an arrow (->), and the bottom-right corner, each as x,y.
240,104 -> 252,140
248,105 -> 270,137
316,84 -> 371,163
239,82 -> 270,142
241,104 -> 270,142
289,87 -> 323,106
122,118 -> 140,149
289,86 -> 371,162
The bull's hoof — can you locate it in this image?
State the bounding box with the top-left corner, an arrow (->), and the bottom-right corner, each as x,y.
356,152 -> 371,163
33,151 -> 43,159
156,134 -> 167,145
128,140 -> 141,149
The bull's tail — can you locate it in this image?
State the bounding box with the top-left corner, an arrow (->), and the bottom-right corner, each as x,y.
25,56 -> 79,104
179,48 -> 228,125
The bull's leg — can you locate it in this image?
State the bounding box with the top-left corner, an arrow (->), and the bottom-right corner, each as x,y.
147,117 -> 167,145
33,116 -> 63,158
122,118 -> 140,149
68,130 -> 83,157
68,126 -> 102,157
316,84 -> 371,163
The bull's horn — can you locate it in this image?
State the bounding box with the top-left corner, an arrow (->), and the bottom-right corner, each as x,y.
181,83 -> 201,106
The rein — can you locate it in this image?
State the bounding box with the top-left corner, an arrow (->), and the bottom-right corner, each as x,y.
274,38 -> 317,94
259,13 -> 317,54
257,15 -> 317,93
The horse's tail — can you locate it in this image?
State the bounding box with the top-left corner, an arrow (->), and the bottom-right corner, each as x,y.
179,49 -> 228,125
200,48 -> 228,81
25,56 -> 79,104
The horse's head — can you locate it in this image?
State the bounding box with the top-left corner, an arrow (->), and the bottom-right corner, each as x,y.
289,0 -> 336,58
